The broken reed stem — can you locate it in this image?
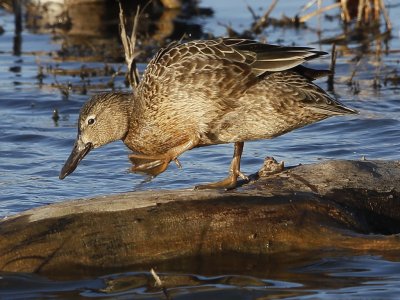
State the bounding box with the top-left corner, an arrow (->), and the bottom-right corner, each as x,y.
251,0 -> 279,33
356,0 -> 363,23
299,2 -> 341,23
340,0 -> 351,23
353,0 -> 391,30
302,0 -> 391,35
365,0 -> 372,23
301,0 -> 318,13
374,0 -> 380,19
118,1 -> 140,89
150,268 -> 171,300
379,0 -> 392,31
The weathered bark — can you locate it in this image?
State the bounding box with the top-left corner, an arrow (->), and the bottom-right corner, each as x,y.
0,160 -> 399,275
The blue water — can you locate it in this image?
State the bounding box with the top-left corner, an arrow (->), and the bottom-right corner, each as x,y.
0,0 -> 400,298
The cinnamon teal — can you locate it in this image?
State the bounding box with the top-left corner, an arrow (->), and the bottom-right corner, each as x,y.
59,38 -> 357,189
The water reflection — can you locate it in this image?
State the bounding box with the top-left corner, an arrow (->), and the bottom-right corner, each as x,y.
1,253 -> 400,299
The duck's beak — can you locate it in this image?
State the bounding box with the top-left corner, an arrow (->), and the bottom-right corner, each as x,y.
59,138 -> 93,180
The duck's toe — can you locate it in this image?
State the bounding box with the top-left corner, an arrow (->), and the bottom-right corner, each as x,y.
195,174 -> 241,190
129,154 -> 171,176
131,159 -> 170,176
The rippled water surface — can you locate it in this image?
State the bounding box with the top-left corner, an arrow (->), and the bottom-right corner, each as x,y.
1,0 -> 400,298
2,253 -> 400,299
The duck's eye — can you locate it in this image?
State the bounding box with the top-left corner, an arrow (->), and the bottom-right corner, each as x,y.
87,118 -> 95,125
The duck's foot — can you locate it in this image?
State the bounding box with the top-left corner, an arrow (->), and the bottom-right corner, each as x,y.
195,175 -> 237,190
195,171 -> 248,190
129,155 -> 171,177
195,142 -> 248,190
128,138 -> 199,177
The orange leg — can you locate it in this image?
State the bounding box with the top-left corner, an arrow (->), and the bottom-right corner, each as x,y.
195,142 -> 248,190
129,137 -> 198,176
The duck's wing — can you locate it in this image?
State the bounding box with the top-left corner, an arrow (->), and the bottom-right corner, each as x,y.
138,39 -> 260,108
138,38 -> 340,113
147,38 -> 327,78
291,65 -> 331,81
220,38 -> 327,76
266,71 -> 357,115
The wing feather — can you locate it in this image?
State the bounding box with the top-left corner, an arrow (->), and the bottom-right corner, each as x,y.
266,71 -> 357,115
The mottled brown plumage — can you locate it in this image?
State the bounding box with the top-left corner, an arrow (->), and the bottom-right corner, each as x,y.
59,38 -> 357,189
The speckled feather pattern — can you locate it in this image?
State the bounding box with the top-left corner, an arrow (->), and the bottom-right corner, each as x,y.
123,38 -> 355,155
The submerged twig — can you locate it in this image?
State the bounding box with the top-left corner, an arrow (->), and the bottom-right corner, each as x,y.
52,74 -> 71,100
118,1 -> 140,89
348,56 -> 363,92
327,43 -> 336,92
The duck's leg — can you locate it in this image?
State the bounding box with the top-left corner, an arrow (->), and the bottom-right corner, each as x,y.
129,137 -> 199,176
195,142 -> 247,190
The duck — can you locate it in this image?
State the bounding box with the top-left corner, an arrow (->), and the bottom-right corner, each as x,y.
59,38 -> 357,189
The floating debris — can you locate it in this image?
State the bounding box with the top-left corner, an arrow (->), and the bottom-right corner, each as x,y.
52,108 -> 60,123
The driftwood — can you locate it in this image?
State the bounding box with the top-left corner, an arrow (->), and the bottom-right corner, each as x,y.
0,159 -> 400,276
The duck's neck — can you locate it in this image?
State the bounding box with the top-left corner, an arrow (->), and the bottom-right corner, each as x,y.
122,92 -> 145,152
97,91 -> 133,145
113,92 -> 134,142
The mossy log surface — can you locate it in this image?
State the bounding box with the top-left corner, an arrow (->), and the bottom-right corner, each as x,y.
1,160 -> 400,275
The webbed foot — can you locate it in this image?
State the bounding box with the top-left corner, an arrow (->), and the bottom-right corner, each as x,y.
129,155 -> 171,176
195,175 -> 236,190
194,142 -> 247,190
128,137 -> 199,177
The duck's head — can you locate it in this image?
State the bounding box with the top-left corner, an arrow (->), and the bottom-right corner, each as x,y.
59,92 -> 131,180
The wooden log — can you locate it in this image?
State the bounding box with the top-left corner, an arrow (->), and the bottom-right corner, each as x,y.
0,160 -> 399,275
